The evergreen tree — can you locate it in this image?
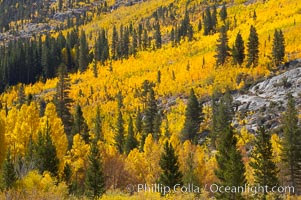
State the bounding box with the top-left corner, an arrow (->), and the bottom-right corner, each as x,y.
211,5 -> 218,33
232,32 -> 245,66
78,30 -> 89,72
55,65 -> 73,149
93,106 -> 103,141
2,148 -> 17,190
159,141 -> 183,189
111,25 -> 119,60
72,104 -> 89,144
143,88 -> 157,135
125,116 -> 138,154
281,93 -> 301,194
181,88 -> 202,142
247,25 -> 259,67
272,29 -> 285,67
211,90 -> 234,149
215,25 -> 230,66
203,7 -> 212,35
155,22 -> 162,49
135,107 -> 143,134
115,110 -> 124,154
85,138 -> 105,198
36,120 -> 59,176
215,126 -> 246,200
131,28 -> 138,56
249,126 -> 279,199
220,3 -> 227,22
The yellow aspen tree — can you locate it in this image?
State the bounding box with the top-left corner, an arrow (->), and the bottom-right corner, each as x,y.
5,107 -> 19,157
125,148 -> 148,184
143,134 -> 161,184
0,112 -> 6,164
65,134 -> 90,189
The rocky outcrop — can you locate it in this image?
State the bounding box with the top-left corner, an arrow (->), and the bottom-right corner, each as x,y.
233,60 -> 301,133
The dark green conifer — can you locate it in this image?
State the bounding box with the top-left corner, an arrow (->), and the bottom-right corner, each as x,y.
2,148 -> 17,190
232,32 -> 245,66
215,125 -> 246,200
159,141 -> 183,189
215,26 -> 230,66
72,104 -> 90,144
85,138 -> 105,198
281,94 -> 301,194
249,126 -> 279,199
181,89 -> 202,142
220,3 -> 227,22
247,25 -> 259,67
125,116 -> 138,154
272,29 -> 285,67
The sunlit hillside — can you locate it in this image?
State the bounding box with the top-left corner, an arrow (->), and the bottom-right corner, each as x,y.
1,0 -> 301,199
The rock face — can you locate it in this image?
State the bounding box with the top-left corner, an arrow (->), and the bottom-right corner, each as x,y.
233,60 -> 301,133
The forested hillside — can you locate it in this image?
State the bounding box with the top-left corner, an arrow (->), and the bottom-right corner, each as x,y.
0,0 -> 301,199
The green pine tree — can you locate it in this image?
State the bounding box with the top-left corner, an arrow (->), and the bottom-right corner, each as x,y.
55,65 -> 73,148
232,32 -> 245,66
272,29 -> 285,67
159,141 -> 183,189
247,25 -> 259,67
281,93 -> 301,194
220,3 -> 227,22
155,22 -> 162,49
143,88 -> 158,136
93,106 -> 103,141
78,30 -> 89,72
215,25 -> 230,66
181,88 -> 202,142
72,104 -> 90,144
2,148 -> 17,190
249,126 -> 279,199
215,126 -> 246,200
125,116 -> 138,154
115,110 -> 124,154
85,138 -> 105,198
203,7 -> 212,35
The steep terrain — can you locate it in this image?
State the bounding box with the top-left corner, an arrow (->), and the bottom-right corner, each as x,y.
0,0 -> 301,199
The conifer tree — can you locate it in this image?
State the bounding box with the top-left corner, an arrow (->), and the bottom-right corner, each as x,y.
159,141 -> 183,189
232,32 -> 245,66
281,93 -> 301,194
115,110 -> 124,154
181,89 -> 202,142
131,28 -> 138,56
136,107 -> 142,133
247,25 -> 259,67
111,25 -> 119,60
272,29 -> 285,67
125,116 -> 138,154
249,126 -> 279,199
211,90 -> 234,149
78,30 -> 89,72
2,148 -> 17,190
36,120 -> 59,176
143,88 -> 157,135
211,5 -> 218,33
85,138 -> 105,198
72,104 -> 89,144
155,22 -> 162,49
55,65 -> 73,148
93,106 -> 103,141
203,7 -> 212,35
215,25 -> 230,66
220,3 -> 227,22
215,125 -> 246,200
